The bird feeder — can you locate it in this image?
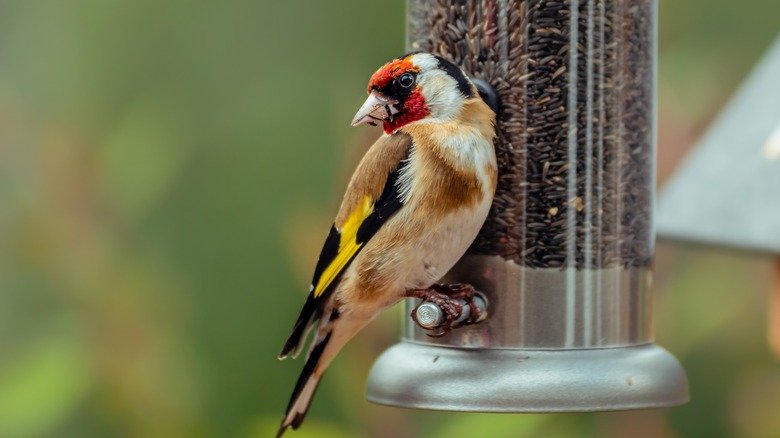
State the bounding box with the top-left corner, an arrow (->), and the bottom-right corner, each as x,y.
367,0 -> 689,412
656,35 -> 780,358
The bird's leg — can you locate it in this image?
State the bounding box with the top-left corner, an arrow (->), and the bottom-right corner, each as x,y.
404,287 -> 463,337
404,283 -> 484,337
429,283 -> 484,325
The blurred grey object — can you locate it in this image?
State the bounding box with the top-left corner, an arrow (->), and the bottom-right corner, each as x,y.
658,36 -> 780,255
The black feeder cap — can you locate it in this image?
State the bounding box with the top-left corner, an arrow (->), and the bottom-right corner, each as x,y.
471,78 -> 501,115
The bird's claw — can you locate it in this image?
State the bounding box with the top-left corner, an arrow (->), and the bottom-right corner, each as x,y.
405,283 -> 484,336
429,283 -> 484,325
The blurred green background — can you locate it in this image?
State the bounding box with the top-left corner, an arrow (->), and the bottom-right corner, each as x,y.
1,1 -> 779,437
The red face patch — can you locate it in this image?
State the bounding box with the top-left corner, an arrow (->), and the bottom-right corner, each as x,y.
383,89 -> 429,134
367,57 -> 421,93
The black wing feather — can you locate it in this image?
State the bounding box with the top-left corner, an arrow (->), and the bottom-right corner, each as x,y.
279,150 -> 409,358
355,165 -> 404,244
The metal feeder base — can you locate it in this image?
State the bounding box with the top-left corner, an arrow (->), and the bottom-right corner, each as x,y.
367,341 -> 689,412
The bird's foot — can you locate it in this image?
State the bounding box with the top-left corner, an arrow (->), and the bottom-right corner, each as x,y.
404,283 -> 484,337
429,283 -> 485,325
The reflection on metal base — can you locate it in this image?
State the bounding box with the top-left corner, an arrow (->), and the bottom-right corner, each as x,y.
367,341 -> 689,412
368,255 -> 689,412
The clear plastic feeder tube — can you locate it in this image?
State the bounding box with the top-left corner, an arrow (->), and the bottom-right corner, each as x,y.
367,0 -> 688,412
408,0 -> 656,349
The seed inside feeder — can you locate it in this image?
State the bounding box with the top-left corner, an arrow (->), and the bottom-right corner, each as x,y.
409,0 -> 654,269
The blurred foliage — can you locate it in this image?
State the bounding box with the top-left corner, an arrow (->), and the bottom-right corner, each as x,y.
0,0 -> 778,437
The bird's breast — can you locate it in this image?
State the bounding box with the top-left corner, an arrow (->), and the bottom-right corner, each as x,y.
400,126 -> 496,216
336,122 -> 497,307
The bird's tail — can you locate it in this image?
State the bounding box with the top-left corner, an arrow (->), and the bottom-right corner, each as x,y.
276,310 -> 372,438
276,330 -> 331,438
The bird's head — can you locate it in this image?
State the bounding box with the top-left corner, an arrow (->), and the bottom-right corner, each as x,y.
351,52 -> 478,134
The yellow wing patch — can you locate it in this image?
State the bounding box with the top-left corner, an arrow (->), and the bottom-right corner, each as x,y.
313,196 -> 374,298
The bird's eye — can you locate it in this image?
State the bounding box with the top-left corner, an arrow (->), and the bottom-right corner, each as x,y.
398,73 -> 415,88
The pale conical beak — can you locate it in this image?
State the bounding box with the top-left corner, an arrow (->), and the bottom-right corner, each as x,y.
351,91 -> 400,127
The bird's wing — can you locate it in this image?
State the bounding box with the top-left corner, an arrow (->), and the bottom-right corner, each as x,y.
280,132 -> 413,359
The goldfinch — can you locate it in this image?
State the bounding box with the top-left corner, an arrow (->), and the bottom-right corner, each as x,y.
276,52 -> 497,437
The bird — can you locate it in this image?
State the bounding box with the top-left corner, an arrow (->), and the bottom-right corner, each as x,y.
276,52 -> 497,437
